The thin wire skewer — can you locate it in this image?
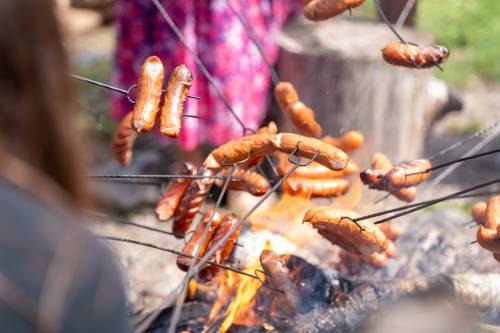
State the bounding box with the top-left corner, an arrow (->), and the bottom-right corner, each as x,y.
85,174 -> 229,180
365,178 -> 500,225
428,119 -> 500,162
100,236 -> 267,282
70,74 -> 201,120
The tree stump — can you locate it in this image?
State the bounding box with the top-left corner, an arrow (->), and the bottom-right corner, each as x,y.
276,17 -> 448,168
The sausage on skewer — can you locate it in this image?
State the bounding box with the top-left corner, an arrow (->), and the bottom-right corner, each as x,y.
132,56 -> 164,133
111,112 -> 138,166
159,64 -> 193,138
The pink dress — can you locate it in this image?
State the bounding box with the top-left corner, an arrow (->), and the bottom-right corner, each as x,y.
112,0 -> 299,151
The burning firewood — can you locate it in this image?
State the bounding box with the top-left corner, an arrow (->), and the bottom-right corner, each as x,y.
260,250 -> 300,316
215,167 -> 270,196
199,214 -> 241,281
155,163 -> 197,221
111,111 -> 138,166
171,167 -> 215,237
274,81 -> 323,138
303,207 -> 388,256
177,208 -> 223,271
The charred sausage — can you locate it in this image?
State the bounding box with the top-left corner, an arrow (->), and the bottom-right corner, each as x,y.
111,112 -> 138,166
172,168 -> 215,237
177,208 -> 223,271
155,163 -> 197,221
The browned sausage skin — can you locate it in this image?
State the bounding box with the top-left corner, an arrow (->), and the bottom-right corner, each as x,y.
260,250 -> 299,316
132,56 -> 164,133
159,64 -> 193,138
198,214 -> 241,281
284,177 -> 350,198
271,133 -> 348,171
172,167 -> 215,237
111,112 -> 138,166
304,0 -> 365,22
216,167 -> 270,196
203,133 -> 275,170
274,82 -> 322,138
177,208 -> 223,271
382,43 -> 449,69
155,163 -> 197,221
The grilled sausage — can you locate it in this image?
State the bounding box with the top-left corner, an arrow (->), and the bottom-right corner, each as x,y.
382,43 -> 449,69
471,201 -> 487,226
203,133 -> 275,170
159,64 -> 193,138
386,159 -> 432,188
271,133 -> 348,171
476,225 -> 500,253
379,223 -> 403,241
278,153 -> 359,178
322,131 -> 364,154
304,0 -> 365,22
242,121 -> 279,169
366,252 -> 388,268
275,82 -> 322,138
303,207 -> 388,255
260,250 -> 299,316
283,177 -> 350,197
216,167 -> 270,196
360,153 -> 418,202
111,112 -> 138,166
172,168 -> 214,237
493,252 -> 500,263
132,56 -> 164,133
155,163 -> 197,221
484,195 -> 500,229
198,214 -> 241,281
177,208 -> 223,271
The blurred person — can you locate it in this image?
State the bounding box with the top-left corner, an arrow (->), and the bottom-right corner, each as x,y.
0,1 -> 129,332
112,0 -> 300,165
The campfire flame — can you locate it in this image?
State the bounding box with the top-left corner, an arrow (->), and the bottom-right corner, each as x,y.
205,258 -> 265,332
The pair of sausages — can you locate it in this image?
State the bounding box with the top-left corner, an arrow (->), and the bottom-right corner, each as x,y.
131,56 -> 193,138
304,0 -> 366,22
360,153 -> 430,202
382,43 -> 450,69
303,207 -> 388,256
155,163 -> 197,221
204,132 -> 349,172
475,196 -> 500,262
274,82 -> 322,138
215,167 -> 270,196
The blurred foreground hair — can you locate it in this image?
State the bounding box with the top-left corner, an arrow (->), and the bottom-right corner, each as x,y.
0,0 -> 87,206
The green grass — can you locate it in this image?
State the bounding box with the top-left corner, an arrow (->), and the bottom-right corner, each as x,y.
357,1 -> 500,86
418,0 -> 500,86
